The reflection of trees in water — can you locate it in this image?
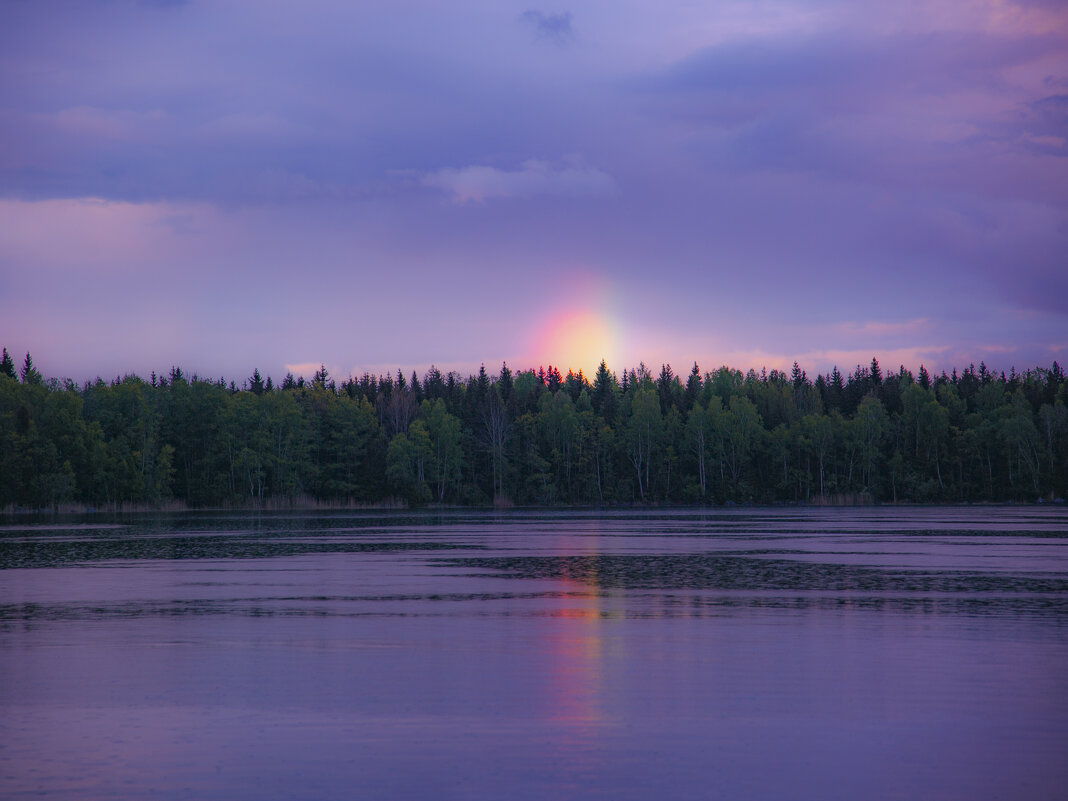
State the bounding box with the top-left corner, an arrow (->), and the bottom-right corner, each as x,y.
0,537 -> 465,569
450,553 -> 1068,597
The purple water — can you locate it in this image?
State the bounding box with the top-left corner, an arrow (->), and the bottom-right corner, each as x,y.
2,507 -> 1066,800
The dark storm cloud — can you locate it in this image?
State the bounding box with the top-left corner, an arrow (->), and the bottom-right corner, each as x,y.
644,30 -> 1062,116
627,28 -> 1068,208
956,93 -> 1068,163
1024,95 -> 1068,143
618,20 -> 1068,328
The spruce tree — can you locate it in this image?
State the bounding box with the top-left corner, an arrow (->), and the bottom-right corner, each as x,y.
0,348 -> 15,379
918,365 -> 931,390
497,363 -> 513,402
685,363 -> 702,410
826,366 -> 844,410
592,360 -> 618,424
313,365 -> 330,390
657,363 -> 676,412
545,366 -> 562,391
20,352 -> 42,384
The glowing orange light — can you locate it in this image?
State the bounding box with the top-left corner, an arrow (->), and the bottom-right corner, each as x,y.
535,308 -> 619,377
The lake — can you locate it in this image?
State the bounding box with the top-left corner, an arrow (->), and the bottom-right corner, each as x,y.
1,507 -> 1066,800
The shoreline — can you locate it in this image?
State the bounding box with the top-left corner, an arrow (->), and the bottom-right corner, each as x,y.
3,497 -> 1064,519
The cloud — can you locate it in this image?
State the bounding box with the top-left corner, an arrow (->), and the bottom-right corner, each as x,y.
197,113 -> 314,143
624,26 -> 1068,221
799,346 -> 953,374
836,319 -> 933,337
420,158 -> 614,203
284,362 -> 331,380
651,30 -> 1061,99
521,10 -> 573,38
0,197 -> 191,272
1018,94 -> 1068,154
962,92 -> 1068,158
5,106 -> 170,144
636,28 -> 1066,142
685,345 -> 954,377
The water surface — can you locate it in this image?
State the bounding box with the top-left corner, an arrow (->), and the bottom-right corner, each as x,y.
2,507 -> 1066,800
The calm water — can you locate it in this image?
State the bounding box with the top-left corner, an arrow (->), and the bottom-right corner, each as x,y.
1,507 -> 1066,800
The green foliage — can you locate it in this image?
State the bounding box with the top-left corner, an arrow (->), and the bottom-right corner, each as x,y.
2,347 -> 1067,510
625,381 -> 661,501
0,349 -> 15,380
20,352 -> 42,385
423,399 -> 463,502
386,426 -> 432,504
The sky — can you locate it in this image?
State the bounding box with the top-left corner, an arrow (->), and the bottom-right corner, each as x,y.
1,0 -> 1066,384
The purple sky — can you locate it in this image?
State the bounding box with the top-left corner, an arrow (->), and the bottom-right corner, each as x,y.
2,0 -> 1066,383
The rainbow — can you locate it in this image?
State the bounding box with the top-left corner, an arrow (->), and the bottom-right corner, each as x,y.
526,272 -> 625,376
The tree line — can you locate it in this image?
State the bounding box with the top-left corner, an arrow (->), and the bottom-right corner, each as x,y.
2,347 -> 1066,511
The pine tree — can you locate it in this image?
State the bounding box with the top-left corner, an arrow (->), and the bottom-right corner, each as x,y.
592,360 -> 618,424
249,368 -> 265,395
685,363 -> 702,410
825,366 -> 844,411
313,365 -> 330,390
564,370 -> 585,402
20,352 -> 42,384
657,364 -> 677,412
0,348 -> 15,379
545,366 -> 562,391
497,363 -> 513,402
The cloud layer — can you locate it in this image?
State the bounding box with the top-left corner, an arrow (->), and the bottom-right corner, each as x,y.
1,0 -> 1066,380
421,159 -> 615,203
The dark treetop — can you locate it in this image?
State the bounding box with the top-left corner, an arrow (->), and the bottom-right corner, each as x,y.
2,348 -> 1066,510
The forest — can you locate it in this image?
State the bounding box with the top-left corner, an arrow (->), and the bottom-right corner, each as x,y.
1,347 -> 1066,511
